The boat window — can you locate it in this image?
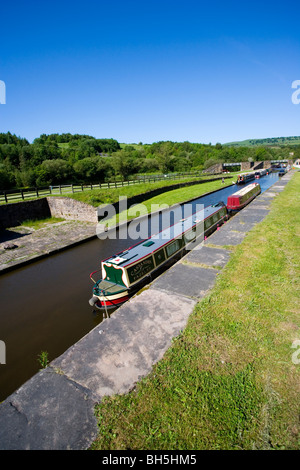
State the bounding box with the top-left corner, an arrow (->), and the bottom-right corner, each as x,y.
205,218 -> 211,229
154,248 -> 166,266
184,229 -> 196,243
166,239 -> 181,257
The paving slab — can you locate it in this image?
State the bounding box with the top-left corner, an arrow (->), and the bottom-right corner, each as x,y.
0,368 -> 98,450
52,288 -> 196,398
184,245 -> 231,268
151,262 -> 219,299
207,226 -> 246,246
232,209 -> 270,225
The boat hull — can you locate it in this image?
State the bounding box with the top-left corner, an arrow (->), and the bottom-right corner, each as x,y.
227,183 -> 261,212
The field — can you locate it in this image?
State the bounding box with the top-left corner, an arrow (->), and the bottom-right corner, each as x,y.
224,136 -> 300,147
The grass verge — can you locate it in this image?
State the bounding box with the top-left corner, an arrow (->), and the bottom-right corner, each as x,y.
102,179 -> 233,227
67,176 -> 234,208
91,172 -> 300,450
19,217 -> 65,230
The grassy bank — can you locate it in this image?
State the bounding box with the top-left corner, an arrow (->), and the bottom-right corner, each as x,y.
102,179 -> 233,227
67,176 -> 234,207
91,172 -> 300,450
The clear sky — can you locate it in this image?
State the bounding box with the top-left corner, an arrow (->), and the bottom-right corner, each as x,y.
0,0 -> 299,144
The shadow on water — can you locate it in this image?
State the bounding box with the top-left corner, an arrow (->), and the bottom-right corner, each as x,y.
0,172 -> 279,401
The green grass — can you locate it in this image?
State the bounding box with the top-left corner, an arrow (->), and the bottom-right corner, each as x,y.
224,135 -> 300,147
104,179 -> 233,227
68,176 -> 232,208
20,217 -> 65,230
91,172 -> 300,450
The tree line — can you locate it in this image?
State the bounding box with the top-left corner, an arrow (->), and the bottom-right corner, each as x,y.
0,132 -> 298,190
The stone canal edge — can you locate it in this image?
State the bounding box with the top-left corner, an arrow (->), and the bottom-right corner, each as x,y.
0,173 -> 294,450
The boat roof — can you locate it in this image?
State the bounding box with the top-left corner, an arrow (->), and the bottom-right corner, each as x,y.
104,203 -> 225,268
231,183 -> 260,197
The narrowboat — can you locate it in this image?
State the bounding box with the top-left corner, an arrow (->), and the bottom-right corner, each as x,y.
227,183 -> 261,212
237,172 -> 255,184
278,168 -> 286,176
89,202 -> 228,310
255,168 -> 267,178
292,159 -> 300,170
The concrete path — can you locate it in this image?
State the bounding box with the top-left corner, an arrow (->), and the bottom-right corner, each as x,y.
0,220 -> 96,273
0,172 -> 294,450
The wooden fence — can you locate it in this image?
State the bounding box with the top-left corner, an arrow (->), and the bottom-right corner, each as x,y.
0,171 -> 208,204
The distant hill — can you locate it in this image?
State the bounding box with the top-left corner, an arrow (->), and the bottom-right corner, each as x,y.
224,136 -> 300,147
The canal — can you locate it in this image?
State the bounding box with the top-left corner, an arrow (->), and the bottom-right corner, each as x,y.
0,172 -> 279,401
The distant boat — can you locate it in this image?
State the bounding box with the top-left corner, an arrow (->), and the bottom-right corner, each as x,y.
227,183 -> 261,212
293,159 -> 300,170
89,202 -> 228,310
237,172 -> 255,184
278,168 -> 286,176
255,168 -> 267,178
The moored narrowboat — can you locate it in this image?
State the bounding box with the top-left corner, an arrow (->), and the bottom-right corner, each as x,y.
237,172 -> 255,184
255,168 -> 267,178
278,168 -> 286,176
227,183 -> 261,212
89,202 -> 228,310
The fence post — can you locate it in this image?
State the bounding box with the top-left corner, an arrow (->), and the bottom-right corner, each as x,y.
4,191 -> 8,203
36,188 -> 39,198
21,189 -> 24,200
81,184 -> 83,191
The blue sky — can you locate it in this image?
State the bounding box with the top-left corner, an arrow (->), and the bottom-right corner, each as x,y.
0,0 -> 299,144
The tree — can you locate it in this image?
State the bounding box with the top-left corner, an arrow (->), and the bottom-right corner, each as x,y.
39,159 -> 71,184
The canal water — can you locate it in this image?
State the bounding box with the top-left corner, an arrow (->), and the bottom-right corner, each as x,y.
0,172 -> 279,401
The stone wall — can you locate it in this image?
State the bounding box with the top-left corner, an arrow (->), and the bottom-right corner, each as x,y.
47,197 -> 97,223
0,197 -> 98,229
0,198 -> 51,229
202,163 -> 223,174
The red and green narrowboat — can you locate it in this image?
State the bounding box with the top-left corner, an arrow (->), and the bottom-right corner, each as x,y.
89,202 -> 228,310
